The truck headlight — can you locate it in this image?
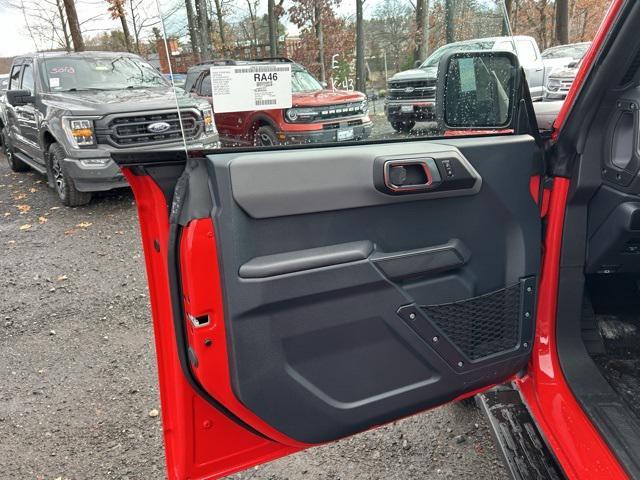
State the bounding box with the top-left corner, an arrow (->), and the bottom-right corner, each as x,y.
63,118 -> 97,148
547,79 -> 562,92
201,107 -> 217,134
285,108 -> 316,122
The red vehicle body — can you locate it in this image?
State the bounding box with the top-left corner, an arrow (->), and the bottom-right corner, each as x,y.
113,1 -> 640,478
184,59 -> 373,146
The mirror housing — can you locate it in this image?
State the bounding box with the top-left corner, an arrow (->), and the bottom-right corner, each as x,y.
435,51 -> 521,131
6,89 -> 35,107
414,60 -> 422,69
568,60 -> 579,68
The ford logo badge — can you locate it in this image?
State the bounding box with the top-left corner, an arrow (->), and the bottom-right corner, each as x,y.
404,87 -> 414,93
148,121 -> 171,133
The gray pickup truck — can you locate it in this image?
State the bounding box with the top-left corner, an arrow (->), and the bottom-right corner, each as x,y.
385,36 -> 545,132
0,52 -> 218,206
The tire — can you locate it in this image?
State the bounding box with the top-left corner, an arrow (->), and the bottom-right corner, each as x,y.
253,125 -> 280,146
391,120 -> 416,133
48,143 -> 92,207
1,127 -> 29,172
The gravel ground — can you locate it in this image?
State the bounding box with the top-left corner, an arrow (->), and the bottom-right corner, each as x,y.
0,153 -> 509,480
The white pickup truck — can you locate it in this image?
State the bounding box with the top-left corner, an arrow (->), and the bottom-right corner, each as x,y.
385,35 -> 547,132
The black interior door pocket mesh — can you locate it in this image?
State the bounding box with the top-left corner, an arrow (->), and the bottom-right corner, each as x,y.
421,284 -> 522,361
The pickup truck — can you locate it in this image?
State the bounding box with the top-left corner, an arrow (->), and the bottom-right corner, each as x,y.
0,51 -> 218,206
385,35 -> 545,132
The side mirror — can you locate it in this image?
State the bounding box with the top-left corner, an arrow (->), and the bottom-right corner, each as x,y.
414,60 -> 422,69
321,81 -> 328,88
568,60 -> 579,68
435,51 -> 521,130
6,89 -> 35,107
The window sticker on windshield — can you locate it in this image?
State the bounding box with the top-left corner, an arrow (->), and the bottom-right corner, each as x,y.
210,64 -> 292,113
49,77 -> 60,88
50,66 -> 75,75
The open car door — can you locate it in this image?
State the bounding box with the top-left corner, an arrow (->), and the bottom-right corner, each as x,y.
114,49 -> 542,479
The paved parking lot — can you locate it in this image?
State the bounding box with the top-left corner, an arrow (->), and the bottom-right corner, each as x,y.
0,153 -> 509,480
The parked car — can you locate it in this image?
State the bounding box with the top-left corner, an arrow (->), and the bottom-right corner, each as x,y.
0,52 -> 218,206
385,35 -> 545,132
541,42 -> 591,100
185,58 -> 372,146
163,73 -> 187,90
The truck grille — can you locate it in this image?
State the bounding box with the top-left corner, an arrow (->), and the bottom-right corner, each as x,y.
98,110 -> 202,147
387,80 -> 436,100
315,102 -> 367,121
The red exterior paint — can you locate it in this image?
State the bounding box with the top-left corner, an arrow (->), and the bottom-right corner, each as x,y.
516,2 -> 629,478
124,171 -> 302,479
515,178 -> 628,479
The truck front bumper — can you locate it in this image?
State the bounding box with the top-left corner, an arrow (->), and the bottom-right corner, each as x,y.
62,134 -> 220,192
281,122 -> 373,144
385,100 -> 436,122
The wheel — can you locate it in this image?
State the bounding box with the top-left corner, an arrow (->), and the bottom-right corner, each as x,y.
253,125 -> 280,146
391,120 -> 416,133
48,143 -> 92,207
1,127 -> 29,172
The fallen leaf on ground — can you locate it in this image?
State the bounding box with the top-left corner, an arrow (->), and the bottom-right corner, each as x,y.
29,188 -> 36,193
64,229 -> 76,236
16,204 -> 31,214
148,408 -> 160,418
14,193 -> 26,200
38,216 -> 47,224
76,222 -> 92,228
19,224 -> 32,230
57,275 -> 68,281
50,206 -> 60,210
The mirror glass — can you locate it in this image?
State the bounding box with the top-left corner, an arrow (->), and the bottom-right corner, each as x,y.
444,54 -> 516,128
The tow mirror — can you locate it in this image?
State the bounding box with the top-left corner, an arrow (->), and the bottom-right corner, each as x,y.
6,89 -> 35,107
435,51 -> 521,131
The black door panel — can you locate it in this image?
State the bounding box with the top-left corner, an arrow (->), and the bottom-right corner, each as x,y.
176,134 -> 541,443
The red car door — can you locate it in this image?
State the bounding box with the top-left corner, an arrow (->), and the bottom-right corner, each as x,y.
114,122 -> 542,478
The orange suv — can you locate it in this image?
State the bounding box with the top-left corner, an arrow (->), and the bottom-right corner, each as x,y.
185,58 -> 372,146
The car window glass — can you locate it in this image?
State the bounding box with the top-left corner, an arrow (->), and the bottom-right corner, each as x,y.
9,65 -> 22,90
199,73 -> 212,96
516,40 -> 537,64
21,64 -> 34,93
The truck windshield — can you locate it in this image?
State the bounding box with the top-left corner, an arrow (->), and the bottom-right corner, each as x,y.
42,56 -> 169,91
421,41 -> 498,68
291,69 -> 323,93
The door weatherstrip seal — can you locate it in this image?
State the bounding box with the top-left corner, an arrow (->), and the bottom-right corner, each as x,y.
165,171 -> 272,441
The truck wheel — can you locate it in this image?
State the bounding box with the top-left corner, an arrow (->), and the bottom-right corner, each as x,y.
48,143 -> 92,207
254,126 -> 279,146
391,121 -> 415,133
1,127 -> 29,172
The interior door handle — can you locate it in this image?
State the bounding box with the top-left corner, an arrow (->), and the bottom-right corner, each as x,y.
383,158 -> 441,192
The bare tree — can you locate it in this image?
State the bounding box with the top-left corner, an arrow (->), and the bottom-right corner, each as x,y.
62,0 -> 84,50
555,0 -> 569,44
414,0 -> 430,62
107,0 -> 133,52
267,0 -> 278,55
185,0 -> 200,56
444,0 -> 454,44
195,0 -> 212,59
213,0 -> 228,54
356,0 -> 366,90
